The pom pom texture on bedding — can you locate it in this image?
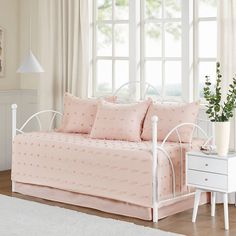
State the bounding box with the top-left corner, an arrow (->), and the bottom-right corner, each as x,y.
59,93 -> 116,134
141,101 -> 200,143
90,99 -> 151,142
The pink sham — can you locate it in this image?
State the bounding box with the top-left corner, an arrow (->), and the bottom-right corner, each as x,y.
59,93 -> 116,134
90,99 -> 151,142
141,101 -> 200,142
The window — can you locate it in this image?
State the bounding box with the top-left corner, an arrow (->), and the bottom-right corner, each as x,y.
93,0 -> 130,95
142,0 -> 182,99
195,0 -> 217,99
90,0 -> 217,101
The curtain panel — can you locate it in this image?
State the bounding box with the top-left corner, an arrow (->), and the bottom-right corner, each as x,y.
38,0 -> 89,111
217,0 -> 236,97
217,0 -> 236,204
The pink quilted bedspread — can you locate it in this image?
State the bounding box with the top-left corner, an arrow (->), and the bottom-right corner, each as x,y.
12,132 -> 202,208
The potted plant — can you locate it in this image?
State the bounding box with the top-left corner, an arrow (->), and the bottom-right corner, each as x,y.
204,62 -> 236,156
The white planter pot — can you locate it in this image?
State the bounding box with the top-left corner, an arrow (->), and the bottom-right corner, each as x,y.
215,121 -> 230,156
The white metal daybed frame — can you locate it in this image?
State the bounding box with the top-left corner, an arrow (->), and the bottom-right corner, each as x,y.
11,81 -> 213,223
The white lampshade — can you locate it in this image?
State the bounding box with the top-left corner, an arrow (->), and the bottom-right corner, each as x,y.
17,51 -> 44,73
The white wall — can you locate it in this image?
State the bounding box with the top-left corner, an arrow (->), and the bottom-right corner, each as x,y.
0,0 -> 20,89
18,0 -> 40,90
0,0 -> 40,90
0,0 -> 38,170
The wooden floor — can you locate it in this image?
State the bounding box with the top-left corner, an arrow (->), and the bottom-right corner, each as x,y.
1,170 -> 235,236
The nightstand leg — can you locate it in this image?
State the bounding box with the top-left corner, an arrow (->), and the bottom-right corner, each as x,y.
223,193 -> 229,230
192,189 -> 201,223
211,192 -> 216,216
235,192 -> 236,207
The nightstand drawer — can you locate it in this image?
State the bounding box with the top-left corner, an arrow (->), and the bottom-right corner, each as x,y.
187,170 -> 227,190
188,155 -> 227,175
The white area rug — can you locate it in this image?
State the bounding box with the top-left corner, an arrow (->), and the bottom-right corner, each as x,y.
0,195 -> 183,236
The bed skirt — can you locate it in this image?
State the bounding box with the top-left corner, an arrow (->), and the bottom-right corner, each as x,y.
14,182 -> 209,220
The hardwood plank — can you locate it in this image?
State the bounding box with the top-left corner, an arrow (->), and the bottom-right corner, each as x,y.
0,170 -> 233,235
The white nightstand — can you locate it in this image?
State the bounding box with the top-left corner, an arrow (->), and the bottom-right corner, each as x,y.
186,151 -> 236,230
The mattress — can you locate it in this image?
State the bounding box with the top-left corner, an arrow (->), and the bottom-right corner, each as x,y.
12,132 -> 203,208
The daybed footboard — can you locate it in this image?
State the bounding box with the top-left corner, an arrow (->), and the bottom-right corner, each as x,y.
151,116 -> 213,223
11,104 -> 62,192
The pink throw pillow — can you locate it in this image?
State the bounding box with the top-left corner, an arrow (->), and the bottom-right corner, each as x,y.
141,101 -> 200,142
90,99 -> 151,142
59,93 -> 116,134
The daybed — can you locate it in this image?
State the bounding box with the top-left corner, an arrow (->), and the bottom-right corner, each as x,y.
11,83 -> 211,222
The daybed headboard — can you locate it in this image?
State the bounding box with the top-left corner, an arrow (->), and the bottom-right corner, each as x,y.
11,81 -> 212,141
113,81 -> 213,140
113,81 -> 160,102
11,104 -> 63,137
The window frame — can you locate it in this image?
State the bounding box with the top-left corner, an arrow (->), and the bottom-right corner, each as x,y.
140,0 -> 187,102
90,0 -> 217,101
92,0 -> 130,96
193,0 -> 217,100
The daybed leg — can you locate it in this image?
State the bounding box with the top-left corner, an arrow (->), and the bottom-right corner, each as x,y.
153,205 -> 158,223
12,181 -> 16,192
152,116 -> 158,223
235,192 -> 236,207
11,104 -> 17,193
11,104 -> 17,139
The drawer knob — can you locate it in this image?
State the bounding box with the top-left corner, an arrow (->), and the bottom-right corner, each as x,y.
205,163 -> 208,167
205,178 -> 208,181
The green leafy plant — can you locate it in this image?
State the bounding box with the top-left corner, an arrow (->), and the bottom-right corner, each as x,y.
204,62 -> 236,122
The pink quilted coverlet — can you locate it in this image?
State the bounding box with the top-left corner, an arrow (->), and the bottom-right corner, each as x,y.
12,132 -> 201,208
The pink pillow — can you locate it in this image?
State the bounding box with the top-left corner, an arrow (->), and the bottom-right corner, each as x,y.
90,99 -> 151,142
141,101 -> 200,142
59,93 -> 116,134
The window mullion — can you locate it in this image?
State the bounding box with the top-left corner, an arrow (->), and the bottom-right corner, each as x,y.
97,56 -> 129,60
112,0 -> 115,92
193,0 -> 199,100
97,20 -> 129,24
129,0 -> 139,99
129,0 -> 137,83
140,0 -> 145,93
198,58 -> 216,62
162,1 -> 165,99
182,0 -> 192,102
198,16 -> 216,22
145,18 -> 181,24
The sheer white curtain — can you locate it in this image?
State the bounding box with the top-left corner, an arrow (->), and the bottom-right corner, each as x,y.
217,0 -> 236,97
217,0 -> 236,203
38,0 -> 89,111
